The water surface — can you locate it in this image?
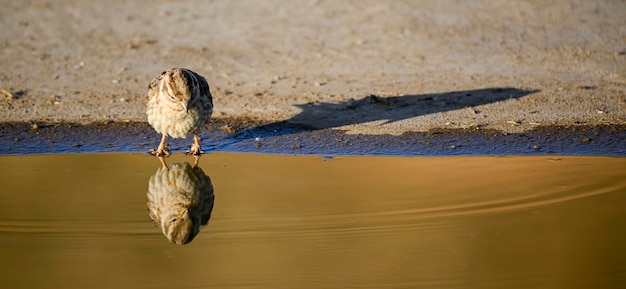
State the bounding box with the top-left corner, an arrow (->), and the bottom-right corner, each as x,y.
0,153 -> 624,288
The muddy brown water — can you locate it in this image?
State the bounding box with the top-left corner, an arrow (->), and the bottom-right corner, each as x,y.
0,153 -> 625,288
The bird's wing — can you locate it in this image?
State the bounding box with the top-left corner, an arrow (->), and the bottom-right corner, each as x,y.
186,69 -> 213,107
145,72 -> 164,103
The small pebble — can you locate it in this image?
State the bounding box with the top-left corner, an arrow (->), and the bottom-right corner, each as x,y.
346,98 -> 358,109
220,125 -> 238,134
533,145 -> 541,151
582,138 -> 591,143
1,89 -> 16,100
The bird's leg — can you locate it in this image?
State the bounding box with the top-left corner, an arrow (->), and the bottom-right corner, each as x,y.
187,134 -> 203,156
150,134 -> 171,157
158,156 -> 168,169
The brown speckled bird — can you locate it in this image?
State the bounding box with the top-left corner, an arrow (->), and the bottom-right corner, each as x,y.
147,158 -> 215,245
146,68 -> 213,157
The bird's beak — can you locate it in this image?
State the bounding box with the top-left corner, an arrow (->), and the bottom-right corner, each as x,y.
178,208 -> 188,218
181,102 -> 189,113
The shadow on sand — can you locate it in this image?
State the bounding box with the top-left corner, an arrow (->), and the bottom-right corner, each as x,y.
237,87 -> 539,137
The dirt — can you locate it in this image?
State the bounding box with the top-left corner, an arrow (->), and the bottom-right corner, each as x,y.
1,1 -> 625,150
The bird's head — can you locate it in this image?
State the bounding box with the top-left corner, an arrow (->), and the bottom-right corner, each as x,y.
160,68 -> 197,112
162,207 -> 200,245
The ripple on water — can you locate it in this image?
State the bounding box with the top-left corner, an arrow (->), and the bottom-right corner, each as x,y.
0,153 -> 625,289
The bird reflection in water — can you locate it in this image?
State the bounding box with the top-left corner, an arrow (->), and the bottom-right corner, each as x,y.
147,156 -> 214,245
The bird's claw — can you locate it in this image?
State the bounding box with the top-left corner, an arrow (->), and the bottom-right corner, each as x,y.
185,149 -> 204,156
186,144 -> 203,156
149,146 -> 171,157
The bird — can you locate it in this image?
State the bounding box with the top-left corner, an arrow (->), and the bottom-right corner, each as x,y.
146,68 -> 213,157
147,158 -> 215,245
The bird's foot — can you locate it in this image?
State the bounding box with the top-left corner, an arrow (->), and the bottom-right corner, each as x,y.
192,155 -> 200,167
186,144 -> 203,156
158,156 -> 168,169
149,146 -> 171,157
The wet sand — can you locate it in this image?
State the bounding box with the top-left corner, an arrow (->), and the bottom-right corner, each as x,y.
1,121 -> 625,156
1,153 -> 625,288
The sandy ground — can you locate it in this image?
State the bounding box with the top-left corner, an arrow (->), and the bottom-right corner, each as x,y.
1,0 -> 625,135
